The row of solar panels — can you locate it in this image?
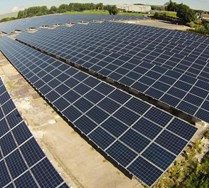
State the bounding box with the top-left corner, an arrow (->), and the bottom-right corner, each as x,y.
16,22 -> 209,123
0,14 -> 147,34
17,22 -> 209,82
0,78 -> 68,188
0,37 -> 197,187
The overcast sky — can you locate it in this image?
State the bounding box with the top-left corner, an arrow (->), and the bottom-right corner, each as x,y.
1,0 -> 209,14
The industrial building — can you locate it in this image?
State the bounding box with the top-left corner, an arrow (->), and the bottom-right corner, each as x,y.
117,4 -> 151,13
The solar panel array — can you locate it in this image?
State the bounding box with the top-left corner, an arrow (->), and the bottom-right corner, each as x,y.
0,78 -> 68,188
0,37 -> 197,187
16,22 -> 209,123
16,22 -> 209,82
0,14 -> 146,34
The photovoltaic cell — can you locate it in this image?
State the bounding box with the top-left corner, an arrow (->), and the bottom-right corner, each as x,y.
6,149 -> 28,179
106,141 -> 137,167
144,107 -> 172,127
1,133 -> 17,156
31,158 -> 64,188
0,161 -> 11,187
166,118 -> 197,140
155,130 -> 187,155
127,156 -> 163,187
142,143 -> 176,170
132,118 -> 162,139
89,127 -> 115,149
120,129 -> 150,153
74,115 -> 97,134
113,107 -> 139,125
20,138 -> 45,167
14,172 -> 38,188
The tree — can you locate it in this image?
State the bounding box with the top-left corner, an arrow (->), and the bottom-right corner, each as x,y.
17,6 -> 49,18
111,6 -> 119,15
58,4 -> 69,13
49,6 -> 57,14
0,17 -> 16,22
176,3 -> 196,23
96,3 -> 103,10
17,10 -> 25,18
106,5 -> 119,15
166,0 -> 178,11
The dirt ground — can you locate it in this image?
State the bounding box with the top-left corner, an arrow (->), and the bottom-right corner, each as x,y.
0,53 -> 143,188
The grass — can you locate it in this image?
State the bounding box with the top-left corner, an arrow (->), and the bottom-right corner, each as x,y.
151,11 -> 177,19
119,12 -> 148,17
160,11 -> 177,18
65,10 -> 148,17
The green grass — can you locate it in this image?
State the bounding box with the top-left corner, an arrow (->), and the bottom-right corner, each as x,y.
118,12 -> 147,17
65,10 -> 148,17
158,11 -> 177,18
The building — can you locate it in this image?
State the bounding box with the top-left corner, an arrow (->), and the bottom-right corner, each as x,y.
201,13 -> 209,20
117,4 -> 151,13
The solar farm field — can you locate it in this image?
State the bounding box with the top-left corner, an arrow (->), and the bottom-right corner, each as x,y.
0,14 -> 208,187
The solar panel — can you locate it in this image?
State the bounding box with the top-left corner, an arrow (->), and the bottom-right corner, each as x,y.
0,14 -> 147,33
0,38 -> 198,187
16,22 -> 209,82
0,78 -> 68,188
15,22 -> 209,123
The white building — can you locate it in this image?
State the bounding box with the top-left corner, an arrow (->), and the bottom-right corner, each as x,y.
117,4 -> 151,13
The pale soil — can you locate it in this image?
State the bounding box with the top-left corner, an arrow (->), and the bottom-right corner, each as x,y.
0,53 -> 143,188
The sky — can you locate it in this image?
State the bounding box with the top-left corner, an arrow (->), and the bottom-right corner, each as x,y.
1,0 -> 209,14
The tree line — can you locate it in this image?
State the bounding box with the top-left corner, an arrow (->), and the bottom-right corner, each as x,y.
17,3 -> 119,19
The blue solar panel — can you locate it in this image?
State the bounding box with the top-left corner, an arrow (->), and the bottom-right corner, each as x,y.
15,22 -> 209,124
14,171 -> 38,188
142,143 -> 176,170
0,78 -> 69,188
125,98 -> 150,115
63,106 -> 82,122
31,158 -> 64,188
0,14 -> 147,33
127,156 -> 163,187
20,138 -> 45,166
0,161 -> 11,187
100,117 -> 128,137
120,129 -> 150,153
144,107 -> 172,127
1,132 -> 17,156
89,127 -> 115,149
132,117 -> 162,139
155,130 -> 187,155
167,118 -> 197,140
113,107 -> 139,125
106,141 -> 137,166
0,119 -> 9,137
0,38 -> 198,187
161,94 -> 181,107
87,106 -> 109,124
12,122 -> 32,145
6,149 -> 28,178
